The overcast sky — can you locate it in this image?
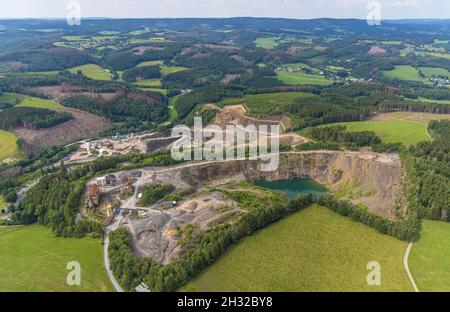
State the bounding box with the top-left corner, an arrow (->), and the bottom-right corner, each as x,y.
0,0 -> 449,19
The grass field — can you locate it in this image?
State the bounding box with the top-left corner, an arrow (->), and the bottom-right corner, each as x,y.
69,64 -> 112,80
0,225 -> 113,292
332,118 -> 430,145
0,195 -> 5,210
141,88 -> 168,95
413,97 -> 450,105
383,65 -> 424,82
0,130 -> 21,163
133,78 -> 162,87
136,61 -> 187,76
416,51 -> 450,60
16,96 -> 62,109
183,205 -> 412,292
419,67 -> 450,78
244,92 -> 316,116
128,38 -> 165,44
381,41 -> 402,45
0,92 -> 25,105
255,37 -> 279,49
409,220 -> 450,292
136,60 -> 164,67
276,71 -> 331,85
160,65 -> 188,76
168,96 -> 180,122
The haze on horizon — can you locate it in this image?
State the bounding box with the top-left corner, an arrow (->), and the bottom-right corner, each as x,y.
0,0 -> 449,20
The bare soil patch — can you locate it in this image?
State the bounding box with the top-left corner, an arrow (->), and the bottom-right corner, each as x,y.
131,46 -> 164,55
368,46 -> 387,56
14,107 -> 110,154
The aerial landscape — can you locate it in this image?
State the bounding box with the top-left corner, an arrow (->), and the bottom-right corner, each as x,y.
0,0 -> 450,297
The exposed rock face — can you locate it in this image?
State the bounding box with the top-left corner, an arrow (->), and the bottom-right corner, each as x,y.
114,151 -> 405,264
129,192 -> 239,264
186,152 -> 404,219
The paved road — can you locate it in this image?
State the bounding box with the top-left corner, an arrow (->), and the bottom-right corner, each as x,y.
103,216 -> 125,292
404,241 -> 420,292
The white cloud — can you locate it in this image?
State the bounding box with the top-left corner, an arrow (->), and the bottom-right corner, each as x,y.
0,0 -> 448,19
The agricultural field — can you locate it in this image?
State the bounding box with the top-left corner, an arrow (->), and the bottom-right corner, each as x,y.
416,51 -> 450,60
244,92 -> 316,115
332,114 -> 431,145
381,41 -> 402,45
276,71 -> 331,85
136,60 -> 164,67
412,97 -> 450,105
133,78 -> 162,87
0,225 -> 113,292
167,96 -> 180,122
136,61 -> 187,76
383,65 -> 424,82
0,130 -> 21,162
128,37 -> 165,44
183,205 -> 412,292
160,65 -> 188,76
419,67 -> 450,78
16,96 -> 62,109
69,64 -> 112,80
409,220 -> 450,292
0,92 -> 25,105
142,88 -> 168,95
255,37 -> 279,49
1,93 -> 61,109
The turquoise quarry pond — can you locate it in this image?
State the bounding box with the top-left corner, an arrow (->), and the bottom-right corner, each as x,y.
255,179 -> 328,199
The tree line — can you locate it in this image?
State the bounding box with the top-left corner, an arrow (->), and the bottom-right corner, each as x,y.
0,107 -> 73,130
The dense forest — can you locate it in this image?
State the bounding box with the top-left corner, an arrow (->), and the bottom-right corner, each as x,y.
122,65 -> 161,82
61,92 -> 167,123
0,107 -> 73,130
405,120 -> 450,221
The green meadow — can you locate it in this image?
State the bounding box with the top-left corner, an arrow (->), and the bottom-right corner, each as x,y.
276,71 -> 330,86
409,220 -> 450,292
255,37 -> 279,49
0,225 -> 113,292
136,60 -> 187,76
0,92 -> 25,105
419,67 -> 450,77
416,51 -> 450,60
16,97 -> 62,109
0,93 -> 61,109
0,195 -> 5,210
69,64 -> 112,80
413,97 -> 450,105
184,205 -> 412,292
383,65 -> 424,82
133,78 -> 162,87
0,130 -> 21,163
332,118 -> 430,145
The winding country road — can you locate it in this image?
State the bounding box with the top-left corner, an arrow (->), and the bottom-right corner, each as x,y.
404,241 -> 420,292
104,216 -> 125,292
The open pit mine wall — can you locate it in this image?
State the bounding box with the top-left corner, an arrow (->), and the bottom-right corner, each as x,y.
186,152 -> 404,220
